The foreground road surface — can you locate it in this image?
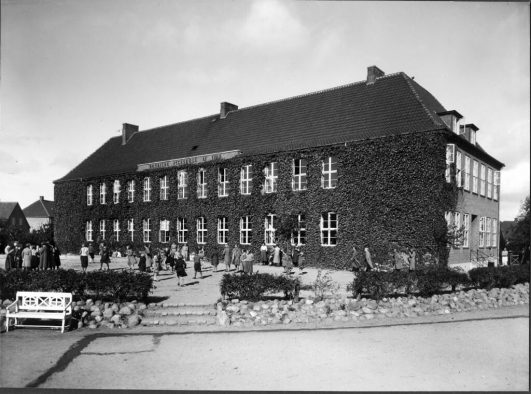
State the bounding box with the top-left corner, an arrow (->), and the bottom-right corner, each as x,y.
25,316 -> 528,391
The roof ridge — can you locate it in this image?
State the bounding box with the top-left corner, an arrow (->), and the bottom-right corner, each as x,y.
400,73 -> 442,127
40,199 -> 50,217
138,113 -> 217,135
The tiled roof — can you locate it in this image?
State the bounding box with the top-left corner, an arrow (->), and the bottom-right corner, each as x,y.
0,202 -> 18,220
57,72 -> 450,182
23,198 -> 54,218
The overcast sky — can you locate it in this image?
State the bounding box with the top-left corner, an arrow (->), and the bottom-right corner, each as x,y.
1,0 -> 529,221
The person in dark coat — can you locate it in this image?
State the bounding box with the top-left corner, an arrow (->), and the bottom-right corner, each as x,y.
14,242 -> 23,269
292,245 -> 301,269
193,250 -> 203,279
175,253 -> 187,286
138,252 -> 147,272
53,244 -> 61,270
100,246 -> 111,271
39,242 -> 49,270
210,248 -> 219,272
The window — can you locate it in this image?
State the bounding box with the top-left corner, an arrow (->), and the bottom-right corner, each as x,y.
264,214 -> 277,245
160,176 -> 169,201
480,164 -> 486,196
453,212 -> 461,247
485,217 -> 492,247
217,217 -> 228,244
445,211 -> 452,227
143,177 -> 151,202
291,214 -> 307,246
218,168 -> 229,197
197,169 -> 207,199
159,219 -> 170,243
86,221 -> 93,241
456,151 -> 462,188
177,171 -> 189,199
493,171 -> 500,201
87,185 -> 93,206
127,180 -> 135,203
320,212 -> 338,246
240,216 -> 252,245
175,217 -> 186,244
113,180 -> 121,204
196,217 -> 207,244
470,129 -> 476,145
127,219 -> 134,242
292,159 -> 308,191
472,160 -> 479,194
100,183 -> 107,204
321,157 -> 338,189
264,162 -> 278,193
487,168 -> 493,199
143,219 -> 151,243
99,219 -> 106,240
479,216 -> 486,247
446,144 -> 455,183
491,218 -> 497,247
464,156 -> 471,191
462,213 -> 470,248
240,165 -> 252,195
113,219 -> 120,242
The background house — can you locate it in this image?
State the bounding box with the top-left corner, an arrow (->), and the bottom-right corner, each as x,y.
23,196 -> 55,232
0,202 -> 30,252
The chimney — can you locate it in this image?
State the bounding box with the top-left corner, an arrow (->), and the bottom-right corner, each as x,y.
459,123 -> 479,145
122,123 -> 139,145
366,66 -> 385,84
220,102 -> 238,119
437,110 -> 463,133
39,196 -> 44,201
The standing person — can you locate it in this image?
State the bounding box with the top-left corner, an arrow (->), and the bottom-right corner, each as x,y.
223,244 -> 231,272
31,245 -> 39,270
292,244 -> 301,270
393,248 -> 404,272
239,249 -> 247,273
363,245 -> 374,272
53,243 -> 61,270
4,244 -> 15,270
160,250 -> 168,271
282,247 -> 293,274
100,246 -> 111,271
210,247 -> 219,272
299,251 -> 305,271
152,251 -> 160,281
39,242 -> 49,270
243,249 -> 254,274
22,243 -> 32,271
501,248 -> 508,266
99,242 -> 105,262
138,252 -> 147,272
260,242 -> 268,265
170,241 -> 178,257
351,245 -> 361,274
181,243 -> 189,262
167,248 -> 175,272
14,242 -> 23,269
126,246 -> 136,271
193,250 -> 203,279
80,243 -> 89,273
408,248 -> 417,272
273,244 -> 281,267
144,243 -> 153,271
175,253 -> 187,286
231,244 -> 241,272
88,242 -> 95,263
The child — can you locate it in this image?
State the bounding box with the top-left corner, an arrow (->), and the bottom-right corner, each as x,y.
138,252 -> 146,272
193,250 -> 203,279
175,253 -> 187,286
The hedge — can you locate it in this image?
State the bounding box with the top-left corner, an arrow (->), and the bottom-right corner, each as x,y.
0,269 -> 153,302
220,272 -> 300,301
468,265 -> 530,290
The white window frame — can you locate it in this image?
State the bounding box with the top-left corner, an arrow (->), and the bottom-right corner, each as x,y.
321,157 -> 338,189
472,160 -> 479,194
196,217 -> 207,245
159,219 -> 170,243
264,162 -> 278,193
470,129 -> 476,145
177,170 -> 189,199
113,219 -> 120,242
177,217 -> 188,244
446,144 -> 455,183
492,218 -> 497,247
456,151 -> 462,188
480,164 -> 486,196
462,213 -> 470,248
218,167 -> 229,197
240,216 -> 252,245
453,212 -> 461,247
127,218 -> 134,242
487,168 -> 493,199
87,185 -> 93,206
493,171 -> 500,201
486,217 -> 492,247
240,165 -> 252,195
113,180 -> 121,204
291,214 -> 307,246
217,217 -> 228,244
143,218 -> 151,243
160,175 -> 169,201
86,220 -> 93,242
100,183 -> 107,205
264,214 -> 277,245
99,219 -> 106,240
143,177 -> 151,202
479,216 -> 486,248
127,180 -> 135,203
292,159 -> 308,191
320,212 -> 338,246
464,156 -> 471,191
197,168 -> 207,199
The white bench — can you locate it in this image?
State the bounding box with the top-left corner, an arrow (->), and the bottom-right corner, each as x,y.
5,291 -> 73,333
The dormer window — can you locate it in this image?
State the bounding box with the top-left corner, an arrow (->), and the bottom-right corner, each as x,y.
437,110 -> 463,133
470,129 -> 476,145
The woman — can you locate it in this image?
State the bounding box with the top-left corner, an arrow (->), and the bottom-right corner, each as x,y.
260,242 -> 268,265
292,245 -> 301,269
273,244 -> 281,266
31,245 -> 39,270
138,252 -> 147,272
4,245 -> 15,270
152,251 -> 160,281
363,245 -> 374,272
210,247 -> 219,272
53,244 -> 61,270
239,249 -> 247,273
39,242 -> 49,270
100,246 -> 111,271
193,250 -> 203,279
22,243 -> 32,270
80,243 -> 89,273
175,253 -> 187,287
126,246 -> 136,271
181,243 -> 189,261
351,245 -> 361,274
144,243 -> 153,271
88,242 -> 95,263
243,249 -> 254,274
223,244 -> 231,272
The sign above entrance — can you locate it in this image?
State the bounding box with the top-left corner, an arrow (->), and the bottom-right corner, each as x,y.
137,150 -> 241,172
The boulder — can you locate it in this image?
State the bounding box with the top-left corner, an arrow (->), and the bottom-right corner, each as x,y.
231,299 -> 240,304
137,303 -> 147,311
119,306 -> 133,316
305,299 -> 314,305
127,314 -> 140,327
111,314 -> 122,324
94,300 -> 102,306
90,310 -> 102,317
366,300 -> 378,309
361,307 -> 373,314
217,311 -> 230,326
95,315 -> 103,323
103,308 -> 114,319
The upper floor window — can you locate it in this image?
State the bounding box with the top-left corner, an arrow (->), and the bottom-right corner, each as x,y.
177,170 -> 189,199
487,168 -> 493,199
99,219 -> 106,240
100,183 -> 107,204
264,213 -> 277,245
217,217 -> 228,244
480,164 -> 486,196
160,175 -> 169,201
445,144 -> 455,183
177,217 -> 188,243
240,216 -> 252,245
264,162 -> 278,193
292,159 -> 308,191
320,212 -> 337,246
218,168 -> 229,197
113,180 -> 121,204
472,160 -> 479,194
197,217 -> 207,245
127,218 -> 134,242
143,218 -> 151,243
159,219 -> 170,243
291,214 -> 307,246
127,180 -> 135,203
456,151 -> 462,188
87,185 -> 93,206
321,157 -> 338,189
464,156 -> 471,191
143,177 -> 151,202
197,168 -> 207,199
113,219 -> 120,242
240,165 -> 252,195
86,220 -> 93,242
493,171 -> 500,201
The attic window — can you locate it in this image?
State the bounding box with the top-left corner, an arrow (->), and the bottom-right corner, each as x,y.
191,145 -> 198,151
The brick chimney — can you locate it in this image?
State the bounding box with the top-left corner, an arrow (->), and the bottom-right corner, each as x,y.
39,196 -> 44,201
220,102 -> 238,119
366,66 -> 385,84
459,123 -> 479,145
122,123 -> 139,145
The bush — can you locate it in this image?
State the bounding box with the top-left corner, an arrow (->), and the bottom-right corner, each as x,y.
312,270 -> 340,301
220,272 -> 300,301
0,269 -> 153,302
469,265 -> 530,290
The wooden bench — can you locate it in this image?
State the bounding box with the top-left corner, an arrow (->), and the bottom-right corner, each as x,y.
5,291 -> 73,333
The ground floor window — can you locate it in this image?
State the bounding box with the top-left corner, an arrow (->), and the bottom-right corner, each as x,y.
291,214 -> 306,246
100,220 -> 106,241
479,216 -> 486,247
177,217 -> 188,244
462,213 -> 470,248
320,212 -> 337,246
143,219 -> 151,243
240,216 -> 252,245
86,221 -> 93,242
127,219 -> 134,242
197,217 -> 207,244
218,217 -> 228,244
264,214 -> 276,245
159,219 -> 170,243
491,218 -> 497,247
485,218 -> 492,247
113,219 -> 120,242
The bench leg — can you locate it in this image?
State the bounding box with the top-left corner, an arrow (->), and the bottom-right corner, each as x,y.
5,316 -> 9,333
61,318 -> 65,333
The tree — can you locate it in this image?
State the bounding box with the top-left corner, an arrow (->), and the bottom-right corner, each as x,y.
508,196 -> 530,251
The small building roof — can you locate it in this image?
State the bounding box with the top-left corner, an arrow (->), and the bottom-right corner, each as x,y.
0,202 -> 18,220
23,197 -> 55,218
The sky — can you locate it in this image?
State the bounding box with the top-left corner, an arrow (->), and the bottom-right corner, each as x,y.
1,0 -> 529,221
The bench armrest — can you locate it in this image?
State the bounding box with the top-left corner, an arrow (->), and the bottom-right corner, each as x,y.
6,300 -> 18,313
64,301 -> 73,312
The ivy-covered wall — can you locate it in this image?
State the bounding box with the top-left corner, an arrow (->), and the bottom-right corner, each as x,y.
54,131 -> 457,269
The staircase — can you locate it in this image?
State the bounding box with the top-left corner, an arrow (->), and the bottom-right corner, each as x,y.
140,303 -> 218,327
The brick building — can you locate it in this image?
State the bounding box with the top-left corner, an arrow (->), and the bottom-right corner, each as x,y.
54,66 -> 503,269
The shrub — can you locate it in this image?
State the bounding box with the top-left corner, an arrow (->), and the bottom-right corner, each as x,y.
312,270 -> 340,301
0,269 -> 153,302
220,272 -> 300,301
469,265 -> 530,290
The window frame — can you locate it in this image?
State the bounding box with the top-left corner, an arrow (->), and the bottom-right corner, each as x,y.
217,217 -> 228,244
292,159 -> 308,191
100,183 -> 107,205
143,177 -> 151,202
218,167 -> 229,197
472,160 -> 479,194
113,219 -> 120,242
291,214 -> 307,246
160,175 -> 169,201
159,219 -> 170,243
240,165 -> 252,195
143,218 -> 151,243
264,213 -> 277,245
177,170 -> 189,200
456,151 -> 462,188
487,168 -> 493,199
321,157 -> 338,189
480,164 -> 486,196
177,217 -> 188,244
479,216 -> 485,247
196,217 -> 207,245
86,220 -> 93,242
87,185 -> 93,206
127,180 -> 135,203
491,218 -> 497,247
127,218 -> 134,242
197,168 -> 207,199
240,216 -> 252,245
320,212 -> 338,246
99,219 -> 106,240
464,156 -> 471,191
113,180 -> 121,204
462,213 -> 470,248
264,162 -> 278,194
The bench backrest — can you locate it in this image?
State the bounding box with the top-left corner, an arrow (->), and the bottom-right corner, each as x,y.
16,292 -> 72,311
